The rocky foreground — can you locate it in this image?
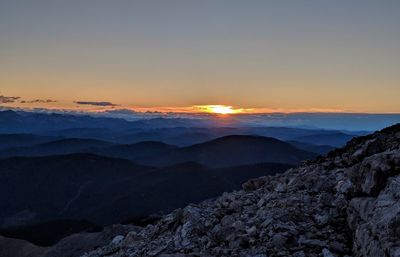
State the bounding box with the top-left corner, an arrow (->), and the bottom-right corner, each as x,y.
80,124 -> 400,257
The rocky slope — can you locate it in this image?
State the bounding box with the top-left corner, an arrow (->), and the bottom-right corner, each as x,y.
81,124 -> 400,257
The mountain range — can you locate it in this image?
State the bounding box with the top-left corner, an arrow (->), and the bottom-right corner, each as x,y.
0,110 -> 366,147
77,123 -> 400,257
0,121 -> 398,257
0,135 -> 316,167
0,109 -> 375,252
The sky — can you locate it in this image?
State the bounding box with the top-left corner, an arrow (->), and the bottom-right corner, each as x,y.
1,0 -> 400,113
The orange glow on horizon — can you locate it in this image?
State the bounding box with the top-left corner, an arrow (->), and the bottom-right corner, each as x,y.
194,105 -> 244,115
3,100 -> 349,114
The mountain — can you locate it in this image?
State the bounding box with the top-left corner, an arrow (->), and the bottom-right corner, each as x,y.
0,110 -> 142,133
0,110 -> 214,134
293,132 -> 355,147
0,138 -> 115,158
0,134 -> 62,150
0,154 -> 151,228
114,126 -> 363,146
0,135 -> 317,167
0,110 -> 365,146
287,140 -> 335,155
41,128 -> 123,142
115,129 -> 217,146
0,153 -> 292,246
155,135 -> 317,167
81,123 -> 400,257
116,162 -> 292,217
94,141 -> 177,164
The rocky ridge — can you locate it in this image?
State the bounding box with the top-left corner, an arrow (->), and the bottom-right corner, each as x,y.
83,124 -> 400,257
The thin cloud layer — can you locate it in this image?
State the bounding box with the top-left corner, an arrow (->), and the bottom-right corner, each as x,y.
0,95 -> 20,103
21,99 -> 57,104
74,101 -> 118,107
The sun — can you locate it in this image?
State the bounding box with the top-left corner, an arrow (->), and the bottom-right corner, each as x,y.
208,105 -> 236,114
195,105 -> 242,115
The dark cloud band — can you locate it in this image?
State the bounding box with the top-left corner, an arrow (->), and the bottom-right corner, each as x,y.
0,95 -> 20,103
74,101 -> 118,107
21,99 -> 57,104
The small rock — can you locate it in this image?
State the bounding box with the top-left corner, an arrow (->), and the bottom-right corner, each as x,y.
322,248 -> 336,257
271,234 -> 287,248
111,235 -> 124,245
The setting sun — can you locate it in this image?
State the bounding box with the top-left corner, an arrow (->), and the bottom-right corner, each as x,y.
195,105 -> 243,115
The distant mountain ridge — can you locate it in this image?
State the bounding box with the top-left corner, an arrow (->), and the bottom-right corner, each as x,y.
293,132 -> 355,147
0,138 -> 115,158
0,134 -> 62,150
0,135 -> 317,167
0,110 -> 365,146
155,135 -> 317,167
287,140 -> 335,155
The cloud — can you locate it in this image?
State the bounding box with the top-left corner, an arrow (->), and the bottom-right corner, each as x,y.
74,101 -> 118,107
20,99 -> 57,104
0,95 -> 20,103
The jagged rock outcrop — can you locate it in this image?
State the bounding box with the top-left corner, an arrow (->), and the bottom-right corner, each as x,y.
83,125 -> 400,257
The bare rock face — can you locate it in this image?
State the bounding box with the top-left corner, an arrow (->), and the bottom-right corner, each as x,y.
82,124 -> 400,257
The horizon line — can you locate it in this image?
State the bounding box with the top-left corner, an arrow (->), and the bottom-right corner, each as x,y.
1,105 -> 400,116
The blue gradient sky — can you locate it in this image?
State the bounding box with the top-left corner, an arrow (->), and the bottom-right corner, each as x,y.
1,0 -> 399,112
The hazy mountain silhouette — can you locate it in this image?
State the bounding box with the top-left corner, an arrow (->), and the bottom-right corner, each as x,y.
114,129 -> 217,146
293,132 -> 355,147
287,140 -> 335,155
0,135 -> 318,167
0,111 -> 211,134
0,134 -> 61,150
42,128 -> 123,142
0,110 -> 136,133
0,110 -> 363,147
94,141 -> 177,164
155,135 -> 317,167
0,138 -> 115,158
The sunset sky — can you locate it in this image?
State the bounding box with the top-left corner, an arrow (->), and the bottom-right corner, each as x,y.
1,0 -> 399,113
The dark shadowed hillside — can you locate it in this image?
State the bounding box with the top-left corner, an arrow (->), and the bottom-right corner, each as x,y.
0,154 -> 151,228
0,154 -> 292,246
